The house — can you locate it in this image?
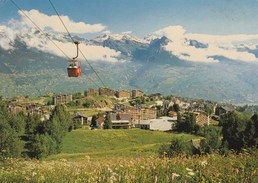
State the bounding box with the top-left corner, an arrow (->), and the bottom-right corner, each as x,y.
52,94 -> 73,105
178,101 -> 191,112
168,111 -> 177,117
193,111 -> 211,126
215,106 -> 234,116
163,100 -> 174,109
123,107 -> 156,124
72,112 -> 88,125
149,93 -> 162,100
155,100 -> 163,106
96,117 -> 105,129
8,103 -> 25,114
99,87 -> 115,97
26,104 -> 43,116
110,113 -> 132,129
132,89 -> 144,98
115,90 -> 131,99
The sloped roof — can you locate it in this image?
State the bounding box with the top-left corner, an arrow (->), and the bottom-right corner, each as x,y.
111,113 -> 131,121
96,117 -> 105,124
72,112 -> 87,119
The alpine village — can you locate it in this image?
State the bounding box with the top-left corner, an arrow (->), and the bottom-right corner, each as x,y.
1,86 -> 258,182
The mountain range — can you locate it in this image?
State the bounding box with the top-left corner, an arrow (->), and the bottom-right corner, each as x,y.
1,27 -> 258,104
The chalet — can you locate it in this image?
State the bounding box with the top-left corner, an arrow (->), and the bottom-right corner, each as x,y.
52,94 -> 72,105
132,89 -> 144,98
110,113 -> 132,129
72,112 -> 88,125
215,106 -> 234,116
96,117 -> 105,129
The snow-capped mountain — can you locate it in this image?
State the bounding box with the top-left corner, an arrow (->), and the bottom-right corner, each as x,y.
1,26 -> 258,104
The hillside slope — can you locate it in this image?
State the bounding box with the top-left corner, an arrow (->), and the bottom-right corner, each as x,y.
47,128 -> 196,160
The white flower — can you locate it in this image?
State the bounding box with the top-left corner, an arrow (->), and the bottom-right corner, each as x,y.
188,172 -> 195,176
186,168 -> 193,172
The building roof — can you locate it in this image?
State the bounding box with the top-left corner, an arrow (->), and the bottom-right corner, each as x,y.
220,106 -> 234,112
111,113 -> 131,121
72,112 -> 87,119
96,117 -> 105,124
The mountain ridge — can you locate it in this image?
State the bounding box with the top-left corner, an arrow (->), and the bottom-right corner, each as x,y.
1,29 -> 258,104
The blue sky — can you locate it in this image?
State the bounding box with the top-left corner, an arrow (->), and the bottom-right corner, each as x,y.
1,0 -> 258,37
1,0 -> 258,63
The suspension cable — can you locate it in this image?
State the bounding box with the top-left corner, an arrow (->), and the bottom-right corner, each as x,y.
10,0 -> 101,88
48,0 -> 107,88
10,0 -> 70,60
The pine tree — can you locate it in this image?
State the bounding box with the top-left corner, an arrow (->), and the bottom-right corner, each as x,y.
104,113 -> 112,129
91,115 -> 97,128
220,111 -> 246,151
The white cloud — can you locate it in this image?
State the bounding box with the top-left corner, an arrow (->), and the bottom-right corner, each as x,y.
19,9 -> 106,34
155,25 -> 258,63
0,9 -> 121,62
0,25 -> 16,50
20,31 -> 121,62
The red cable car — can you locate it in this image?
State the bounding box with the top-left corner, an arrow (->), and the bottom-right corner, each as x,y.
67,41 -> 82,77
67,59 -> 82,77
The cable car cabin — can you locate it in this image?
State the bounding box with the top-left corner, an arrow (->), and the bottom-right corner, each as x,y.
67,59 -> 82,77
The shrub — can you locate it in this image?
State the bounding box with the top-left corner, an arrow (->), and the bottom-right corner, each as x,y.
159,138 -> 192,158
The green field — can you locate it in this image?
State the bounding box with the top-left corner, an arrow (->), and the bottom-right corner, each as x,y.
47,128 -> 196,160
1,128 -> 257,182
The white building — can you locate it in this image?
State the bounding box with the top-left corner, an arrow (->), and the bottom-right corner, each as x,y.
135,116 -> 177,131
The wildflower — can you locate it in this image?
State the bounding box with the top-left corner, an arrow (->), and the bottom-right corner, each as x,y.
60,159 -> 67,162
32,172 -> 37,177
172,173 -> 180,181
154,175 -> 158,183
186,168 -> 193,172
200,160 -> 207,167
188,172 -> 195,176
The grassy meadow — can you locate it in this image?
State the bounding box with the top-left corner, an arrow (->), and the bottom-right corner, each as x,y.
47,128 -> 196,160
1,128 -> 257,182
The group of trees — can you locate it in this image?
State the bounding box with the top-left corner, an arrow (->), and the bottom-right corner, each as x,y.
157,103 -> 180,117
160,110 -> 258,158
0,100 -> 73,159
220,111 -> 258,152
175,112 -> 199,134
91,112 -> 112,129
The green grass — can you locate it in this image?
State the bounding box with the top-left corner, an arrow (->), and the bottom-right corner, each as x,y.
68,108 -> 100,116
47,128 -> 197,160
1,128 -> 257,182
